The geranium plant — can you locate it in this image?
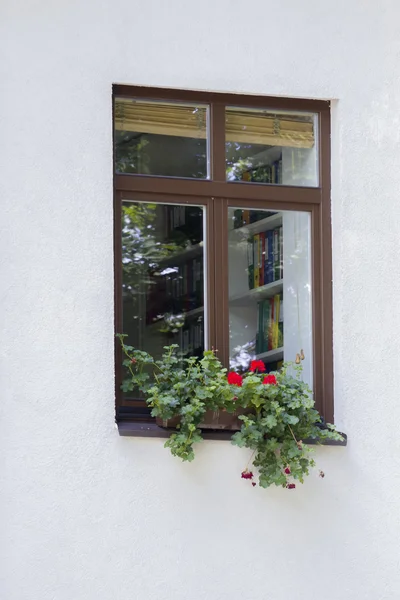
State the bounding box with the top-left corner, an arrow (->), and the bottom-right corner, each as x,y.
118,335 -> 343,489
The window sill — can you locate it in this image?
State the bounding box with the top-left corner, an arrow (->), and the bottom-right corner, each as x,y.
117,421 -> 347,445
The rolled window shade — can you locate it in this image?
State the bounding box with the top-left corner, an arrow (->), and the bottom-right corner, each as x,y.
114,99 -> 207,139
114,99 -> 315,149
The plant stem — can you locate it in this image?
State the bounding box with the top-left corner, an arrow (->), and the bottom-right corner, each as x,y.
246,449 -> 256,469
288,424 -> 298,444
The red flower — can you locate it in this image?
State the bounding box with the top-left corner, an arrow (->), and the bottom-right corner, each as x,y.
227,372 -> 243,387
130,358 -> 137,364
252,482 -> 256,487
263,374 -> 277,385
287,483 -> 296,489
241,470 -> 254,480
284,467 -> 291,475
250,360 -> 266,373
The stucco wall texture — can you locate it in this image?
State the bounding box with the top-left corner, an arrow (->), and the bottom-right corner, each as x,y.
2,1 -> 400,599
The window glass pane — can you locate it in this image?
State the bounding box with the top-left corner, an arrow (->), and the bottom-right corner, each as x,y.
226,108 -> 318,187
115,99 -> 209,178
122,200 -> 206,366
228,207 -> 312,388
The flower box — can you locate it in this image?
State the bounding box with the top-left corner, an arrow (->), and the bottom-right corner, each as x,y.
156,409 -> 245,430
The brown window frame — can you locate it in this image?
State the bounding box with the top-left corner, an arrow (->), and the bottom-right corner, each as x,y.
113,85 -> 333,432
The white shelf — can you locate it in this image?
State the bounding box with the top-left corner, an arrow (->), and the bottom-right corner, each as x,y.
146,306 -> 204,328
232,212 -> 282,236
229,279 -> 283,307
256,347 -> 284,362
184,306 -> 204,318
158,243 -> 203,267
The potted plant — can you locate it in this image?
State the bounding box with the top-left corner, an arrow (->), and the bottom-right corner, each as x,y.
118,335 -> 343,488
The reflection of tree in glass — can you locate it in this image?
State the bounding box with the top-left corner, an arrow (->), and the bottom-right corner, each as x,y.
226,141 -> 268,181
116,132 -> 207,178
116,133 -> 150,174
122,203 -> 192,338
122,202 -> 177,296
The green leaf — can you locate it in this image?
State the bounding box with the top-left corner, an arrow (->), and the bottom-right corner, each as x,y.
263,415 -> 278,429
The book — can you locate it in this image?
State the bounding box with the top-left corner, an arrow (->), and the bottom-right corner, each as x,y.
254,234 -> 260,288
266,230 -> 274,283
273,228 -> 280,281
259,232 -> 265,287
247,238 -> 254,290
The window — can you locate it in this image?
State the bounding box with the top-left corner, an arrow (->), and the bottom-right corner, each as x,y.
114,86 -> 333,430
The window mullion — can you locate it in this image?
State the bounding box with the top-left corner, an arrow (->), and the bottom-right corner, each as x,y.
205,198 -> 216,351
210,103 -> 226,182
212,198 -> 230,366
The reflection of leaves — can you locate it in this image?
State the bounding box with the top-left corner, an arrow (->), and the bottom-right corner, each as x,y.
122,203 -> 181,299
116,133 -> 150,174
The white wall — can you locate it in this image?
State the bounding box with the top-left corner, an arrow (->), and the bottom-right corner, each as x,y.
2,1 -> 400,598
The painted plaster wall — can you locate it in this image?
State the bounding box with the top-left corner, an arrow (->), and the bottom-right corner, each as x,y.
1,1 -> 400,598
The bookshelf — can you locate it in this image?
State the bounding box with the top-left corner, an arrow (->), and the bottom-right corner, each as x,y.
158,242 -> 203,267
147,305 -> 204,328
228,209 -> 284,372
230,279 -> 283,307
228,205 -> 313,384
238,212 -> 282,236
256,347 -> 284,361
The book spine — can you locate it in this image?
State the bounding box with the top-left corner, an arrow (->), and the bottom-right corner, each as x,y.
273,228 -> 280,281
267,231 -> 274,283
263,232 -> 268,285
247,239 -> 254,290
273,294 -> 280,348
278,292 -> 284,348
259,232 -> 265,287
256,302 -> 262,354
268,298 -> 274,351
254,234 -> 260,288
279,226 -> 283,279
262,300 -> 269,353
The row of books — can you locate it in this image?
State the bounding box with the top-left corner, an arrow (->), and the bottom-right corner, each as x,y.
255,294 -> 284,354
241,158 -> 283,184
248,226 -> 283,290
164,205 -> 203,245
181,319 -> 204,356
233,209 -> 278,230
165,257 -> 203,301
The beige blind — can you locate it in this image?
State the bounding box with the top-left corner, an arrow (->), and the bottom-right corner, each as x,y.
114,99 -> 315,149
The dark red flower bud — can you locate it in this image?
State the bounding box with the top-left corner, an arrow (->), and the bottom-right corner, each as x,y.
284,467 -> 291,475
130,358 -> 137,364
319,470 -> 325,478
241,470 -> 254,480
287,483 -> 296,489
232,396 -> 238,401
252,482 -> 256,487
